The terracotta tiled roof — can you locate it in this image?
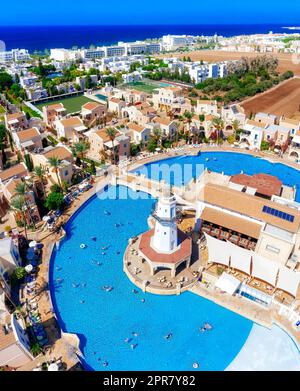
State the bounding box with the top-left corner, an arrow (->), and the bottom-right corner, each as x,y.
0,163 -> 28,182
230,173 -> 282,198
15,127 -> 40,142
201,207 -> 262,239
139,229 -> 192,264
45,103 -> 65,110
43,146 -> 72,161
82,102 -> 102,110
6,112 -> 25,121
60,116 -> 83,127
127,122 -> 145,133
201,183 -> 300,233
154,116 -> 173,126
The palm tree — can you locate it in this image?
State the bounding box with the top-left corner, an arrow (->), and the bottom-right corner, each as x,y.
183,110 -> 193,131
33,165 -> 47,198
105,127 -> 117,165
152,128 -> 162,145
14,180 -> 36,228
48,156 -> 62,190
232,119 -> 241,141
73,141 -> 90,162
212,117 -> 224,145
10,195 -> 28,240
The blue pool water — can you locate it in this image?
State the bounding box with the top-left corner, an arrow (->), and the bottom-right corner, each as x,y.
134,151 -> 300,201
95,94 -> 108,102
50,185 -> 253,371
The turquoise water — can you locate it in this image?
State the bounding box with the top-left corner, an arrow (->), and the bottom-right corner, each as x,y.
134,151 -> 300,201
95,94 -> 108,101
49,185 -> 253,371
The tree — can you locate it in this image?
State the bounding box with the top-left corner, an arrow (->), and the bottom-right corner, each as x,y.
45,191 -> 64,211
212,117 -> 224,145
48,156 -> 62,189
231,119 -> 241,140
0,72 -> 13,92
183,110 -> 193,130
105,127 -> 117,164
11,267 -> 26,281
72,141 -> 89,163
33,165 -> 47,198
30,342 -> 42,357
10,195 -> 28,239
24,154 -> 33,171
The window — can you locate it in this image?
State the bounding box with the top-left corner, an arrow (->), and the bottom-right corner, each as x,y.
266,245 -> 280,254
262,205 -> 294,222
64,170 -> 69,176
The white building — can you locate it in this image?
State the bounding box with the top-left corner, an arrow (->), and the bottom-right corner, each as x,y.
0,49 -> 30,63
50,48 -> 81,62
0,238 -> 21,274
161,35 -> 195,51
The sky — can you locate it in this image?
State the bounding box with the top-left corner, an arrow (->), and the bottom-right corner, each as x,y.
1,0 -> 300,26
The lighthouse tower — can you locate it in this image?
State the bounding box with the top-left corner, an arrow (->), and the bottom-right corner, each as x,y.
151,187 -> 178,253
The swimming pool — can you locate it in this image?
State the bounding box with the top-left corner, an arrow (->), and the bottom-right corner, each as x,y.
95,94 -> 108,102
49,185 -> 254,371
133,151 -> 300,201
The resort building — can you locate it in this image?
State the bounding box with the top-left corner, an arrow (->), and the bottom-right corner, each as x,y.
0,163 -> 29,186
5,112 -> 28,133
279,117 -> 300,138
0,313 -> 33,368
0,49 -> 30,63
152,86 -> 192,115
0,237 -> 21,274
42,103 -> 67,127
87,128 -> 130,162
239,119 -> 266,150
30,145 -> 74,186
54,116 -> 87,142
122,102 -> 157,126
81,102 -> 107,127
12,127 -> 43,153
152,117 -> 178,139
126,122 -> 151,146
138,190 -> 192,277
264,124 -> 290,151
221,104 -> 246,129
196,179 -> 300,267
195,100 -> 218,116
289,131 -> 300,160
254,112 -> 277,126
108,97 -> 126,117
161,35 -> 195,51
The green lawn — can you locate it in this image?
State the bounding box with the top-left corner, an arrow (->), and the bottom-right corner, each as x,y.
124,81 -> 161,93
34,95 -> 98,114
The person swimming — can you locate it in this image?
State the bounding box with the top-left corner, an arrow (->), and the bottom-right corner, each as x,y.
204,323 -> 213,330
79,300 -> 85,304
132,289 -> 138,294
164,333 -> 173,340
104,210 -> 111,215
103,361 -> 108,366
72,283 -> 78,288
91,237 -> 97,241
141,298 -> 145,303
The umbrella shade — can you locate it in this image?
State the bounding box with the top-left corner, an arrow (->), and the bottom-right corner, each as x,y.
43,215 -> 51,222
48,363 -> 59,371
25,264 -> 33,273
29,241 -> 37,248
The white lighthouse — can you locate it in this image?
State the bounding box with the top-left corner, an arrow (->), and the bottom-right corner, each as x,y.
151,188 -> 178,253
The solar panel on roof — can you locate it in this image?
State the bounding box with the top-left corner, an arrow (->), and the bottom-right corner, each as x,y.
262,205 -> 294,222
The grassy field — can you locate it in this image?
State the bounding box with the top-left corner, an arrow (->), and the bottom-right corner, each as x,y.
34,95 -> 98,114
124,80 -> 171,93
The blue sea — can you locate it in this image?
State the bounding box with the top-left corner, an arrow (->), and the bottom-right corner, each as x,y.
0,24 -> 297,53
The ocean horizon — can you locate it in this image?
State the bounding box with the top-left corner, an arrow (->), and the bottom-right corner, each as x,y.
0,24 -> 298,53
